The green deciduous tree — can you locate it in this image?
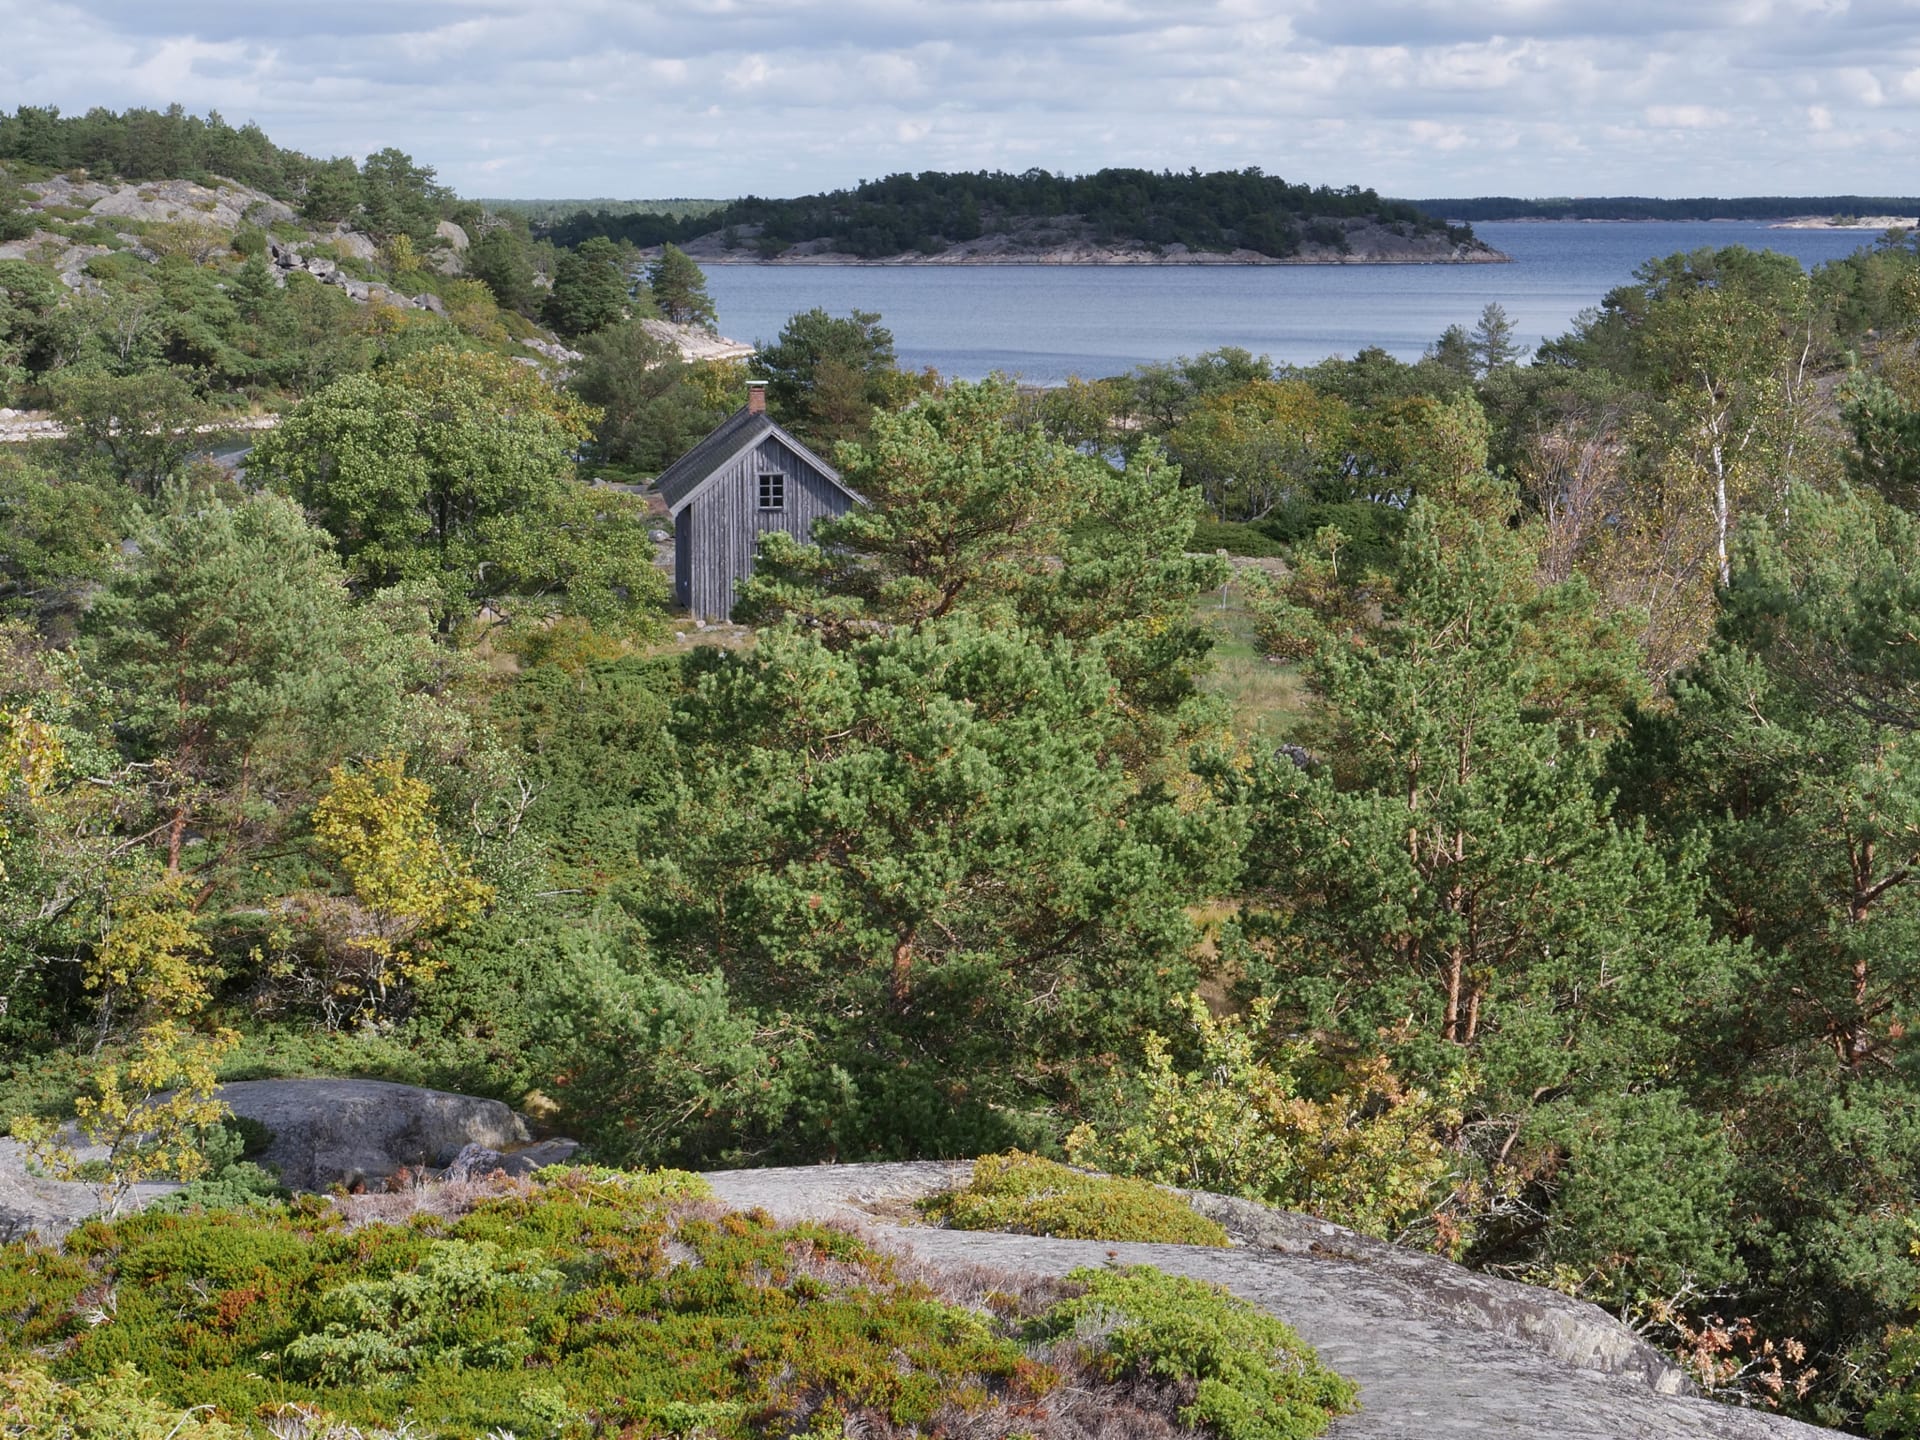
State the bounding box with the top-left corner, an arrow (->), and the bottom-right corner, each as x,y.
249,346 -> 662,633
48,365 -> 212,497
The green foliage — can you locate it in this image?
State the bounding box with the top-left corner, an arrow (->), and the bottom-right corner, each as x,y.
1257,502 -> 1405,576
748,306 -> 908,447
283,1238 -> 563,1385
1531,1090 -> 1742,1298
740,379 -> 1226,759
638,616 -> 1236,1159
354,147 -> 448,245
646,243 -> 716,328
465,218 -> 539,314
1067,996 -> 1460,1243
250,345 -> 662,634
921,1151 -> 1230,1245
531,931 -> 797,1168
1188,519 -> 1288,558
0,1362 -> 243,1440
0,1168 -> 1279,1440
549,165 -> 1461,260
571,318 -> 734,470
1030,1266 -> 1359,1440
83,489 -> 374,873
47,366 -> 213,496
543,235 -> 633,338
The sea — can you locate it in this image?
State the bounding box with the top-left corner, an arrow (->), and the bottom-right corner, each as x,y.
697,221 -> 1894,385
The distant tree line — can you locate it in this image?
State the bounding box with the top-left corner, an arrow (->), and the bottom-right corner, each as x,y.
0,104 -> 333,204
480,197 -> 727,227
1415,194 -> 1920,222
546,167 -> 1474,260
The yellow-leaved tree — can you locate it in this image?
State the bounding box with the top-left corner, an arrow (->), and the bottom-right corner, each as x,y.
82,878 -> 215,1031
1066,993 -> 1463,1244
286,756 -> 492,1026
12,1020 -> 237,1217
0,703 -> 63,882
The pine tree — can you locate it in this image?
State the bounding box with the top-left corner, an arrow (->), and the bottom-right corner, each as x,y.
543,236 -> 634,338
1468,301 -> 1521,374
646,244 -> 716,329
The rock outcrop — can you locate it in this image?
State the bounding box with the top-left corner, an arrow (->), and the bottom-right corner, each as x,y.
705,1162 -> 1839,1440
24,176 -> 295,232
214,1079 -> 534,1191
0,1136 -> 182,1244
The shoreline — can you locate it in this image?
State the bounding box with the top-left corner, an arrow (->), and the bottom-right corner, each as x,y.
687,249 -> 1511,267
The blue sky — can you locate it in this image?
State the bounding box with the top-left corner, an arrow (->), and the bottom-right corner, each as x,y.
4,0 -> 1918,199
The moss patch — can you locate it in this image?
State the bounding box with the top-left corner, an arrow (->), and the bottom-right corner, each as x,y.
1030,1265 -> 1359,1440
922,1151 -> 1231,1245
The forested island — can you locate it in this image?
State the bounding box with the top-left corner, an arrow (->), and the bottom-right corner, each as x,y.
14,101 -> 1920,1439
545,167 -> 1503,264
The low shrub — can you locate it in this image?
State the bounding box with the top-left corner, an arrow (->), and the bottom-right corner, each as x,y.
0,1164 -> 1358,1439
920,1151 -> 1230,1245
1029,1265 -> 1359,1440
1257,502 -> 1404,575
0,1361 -> 243,1439
1189,520 -> 1287,558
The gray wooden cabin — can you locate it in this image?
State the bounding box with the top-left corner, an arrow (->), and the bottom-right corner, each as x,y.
656,383 -> 862,620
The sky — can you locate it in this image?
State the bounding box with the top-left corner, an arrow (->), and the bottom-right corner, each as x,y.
3,0 -> 1920,200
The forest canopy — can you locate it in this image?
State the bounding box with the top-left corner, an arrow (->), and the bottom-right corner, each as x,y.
546,166 -> 1474,259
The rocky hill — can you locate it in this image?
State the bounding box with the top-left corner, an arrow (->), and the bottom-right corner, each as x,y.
0,171 -> 748,371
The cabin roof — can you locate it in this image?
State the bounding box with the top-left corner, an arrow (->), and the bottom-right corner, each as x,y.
654,406 -> 862,514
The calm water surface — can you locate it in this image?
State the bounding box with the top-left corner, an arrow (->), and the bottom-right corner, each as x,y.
699,222 -> 1886,383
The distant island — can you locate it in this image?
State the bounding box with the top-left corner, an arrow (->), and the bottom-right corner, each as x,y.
543,168 -> 1508,266
1411,194 -> 1920,224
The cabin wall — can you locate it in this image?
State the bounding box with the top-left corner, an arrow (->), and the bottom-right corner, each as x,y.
685,438 -> 852,619
674,506 -> 692,609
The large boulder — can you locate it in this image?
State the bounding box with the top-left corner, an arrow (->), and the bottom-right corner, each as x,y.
216,1079 -> 532,1191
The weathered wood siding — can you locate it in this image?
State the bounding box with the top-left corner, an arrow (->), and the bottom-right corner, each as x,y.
686,437 -> 852,619
674,506 -> 693,610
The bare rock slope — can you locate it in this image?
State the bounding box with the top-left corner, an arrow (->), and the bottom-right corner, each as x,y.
706,1161 -> 1839,1440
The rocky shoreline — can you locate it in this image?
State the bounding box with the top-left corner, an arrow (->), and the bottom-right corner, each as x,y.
671,212 -> 1509,267
690,244 -> 1511,266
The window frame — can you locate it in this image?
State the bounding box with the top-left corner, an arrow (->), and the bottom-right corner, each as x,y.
757,470 -> 786,511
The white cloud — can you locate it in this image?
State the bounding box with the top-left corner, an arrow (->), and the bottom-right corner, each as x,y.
2,0 -> 1918,196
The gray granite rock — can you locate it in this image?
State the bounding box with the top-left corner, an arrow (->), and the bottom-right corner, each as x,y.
216,1078 -> 532,1191
442,1137 -> 580,1181
704,1162 -> 1840,1440
0,1136 -> 181,1243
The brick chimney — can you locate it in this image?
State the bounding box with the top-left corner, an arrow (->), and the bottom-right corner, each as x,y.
746,380 -> 768,415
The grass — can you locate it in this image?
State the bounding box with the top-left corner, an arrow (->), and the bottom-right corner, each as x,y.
921,1151 -> 1231,1246
0,1166 -> 1353,1440
1197,574 -> 1311,749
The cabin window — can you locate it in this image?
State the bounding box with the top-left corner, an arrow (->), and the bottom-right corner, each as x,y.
757,471 -> 786,510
